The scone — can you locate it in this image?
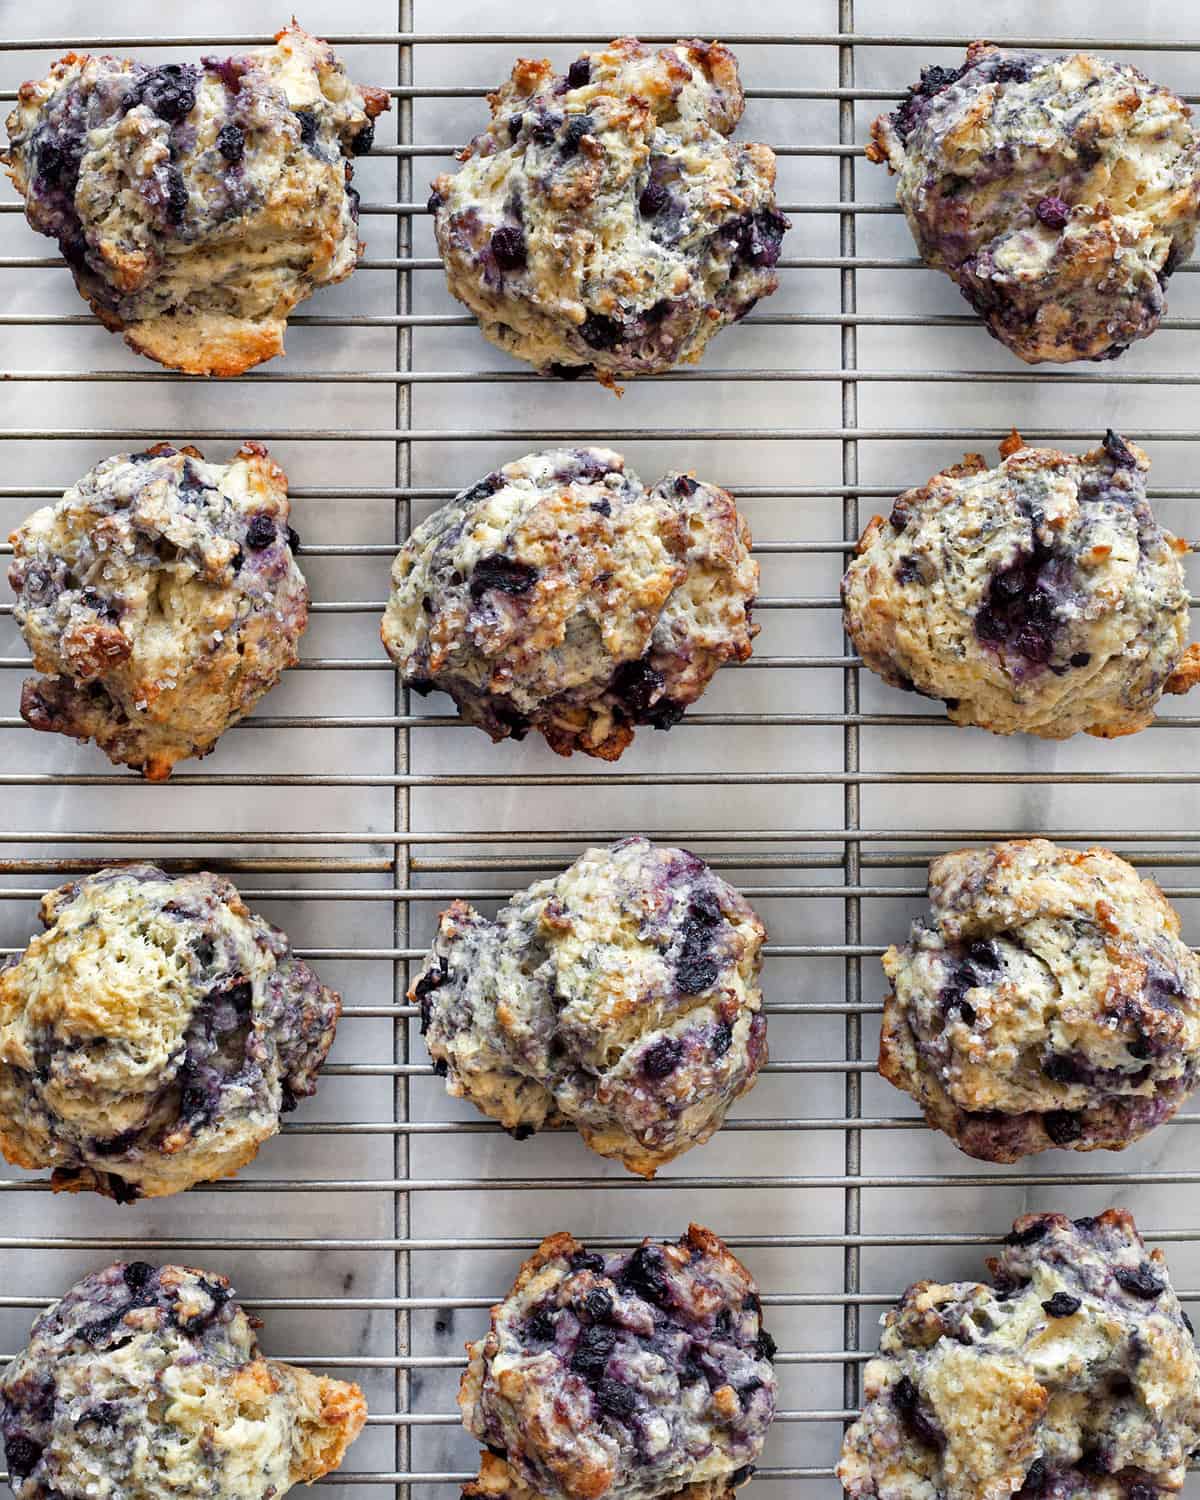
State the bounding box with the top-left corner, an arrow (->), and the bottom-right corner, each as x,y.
3,23 -> 388,374
838,1210 -> 1200,1499
867,42 -> 1200,362
429,37 -> 788,382
842,432 -> 1200,739
382,448 -> 758,759
411,837 -> 767,1176
461,1225 -> 776,1500
0,1261 -> 366,1498
879,839 -> 1200,1162
0,864 -> 341,1201
10,442 -> 308,779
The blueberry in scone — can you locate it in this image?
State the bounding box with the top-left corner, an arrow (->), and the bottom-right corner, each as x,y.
842,431 -> 1200,739
838,1210 -> 1200,1499
867,42 -> 1200,363
0,864 -> 341,1201
0,1261 -> 366,1498
461,1225 -> 776,1500
382,448 -> 758,759
429,37 -> 788,382
10,442 -> 308,779
2,23 -> 389,375
411,837 -> 767,1177
879,839 -> 1200,1163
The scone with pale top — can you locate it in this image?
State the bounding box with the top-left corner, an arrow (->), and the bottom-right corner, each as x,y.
838,1210 -> 1200,1499
868,42 -> 1200,363
0,1261 -> 366,1499
382,448 -> 758,759
3,23 -> 388,374
0,864 -> 341,1201
10,441 -> 308,779
461,1226 -> 776,1500
842,431 -> 1200,739
411,837 -> 767,1176
430,37 -> 787,382
879,839 -> 1200,1162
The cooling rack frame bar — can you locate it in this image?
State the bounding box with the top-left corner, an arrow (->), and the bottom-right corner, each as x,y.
4,5 -> 1200,1495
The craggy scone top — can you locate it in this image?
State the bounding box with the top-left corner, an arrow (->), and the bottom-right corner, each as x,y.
3,24 -> 389,374
0,864 -> 341,1200
430,38 -> 788,380
0,1261 -> 366,1499
838,1211 -> 1200,1500
383,448 -> 758,760
868,42 -> 1200,363
411,837 -> 767,1177
880,839 -> 1200,1162
842,432 -> 1200,740
10,442 -> 308,779
461,1226 -> 776,1500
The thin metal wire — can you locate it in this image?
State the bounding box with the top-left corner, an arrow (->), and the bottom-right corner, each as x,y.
5,17 -> 1200,1500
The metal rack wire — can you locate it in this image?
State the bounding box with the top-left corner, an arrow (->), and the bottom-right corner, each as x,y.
4,4 -> 1200,1496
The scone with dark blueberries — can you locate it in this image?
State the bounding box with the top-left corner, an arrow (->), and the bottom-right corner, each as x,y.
383,448 -> 758,760
0,864 -> 341,1201
868,42 -> 1200,363
430,37 -> 788,382
879,839 -> 1200,1162
0,1261 -> 366,1498
3,23 -> 388,374
10,442 -> 308,780
461,1225 -> 776,1500
411,837 -> 767,1176
842,431 -> 1199,739
839,1210 -> 1200,1498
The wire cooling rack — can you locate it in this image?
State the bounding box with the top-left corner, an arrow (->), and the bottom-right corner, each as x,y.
5,1 -> 1200,1495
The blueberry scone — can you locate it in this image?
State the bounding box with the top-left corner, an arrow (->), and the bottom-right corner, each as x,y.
10,442 -> 308,779
461,1225 -> 776,1500
838,1210 -> 1200,1499
411,837 -> 767,1177
3,23 -> 389,374
0,1260 -> 366,1498
867,42 -> 1200,363
842,432 -> 1200,739
0,864 -> 341,1201
879,839 -> 1200,1163
429,37 -> 788,382
382,449 -> 758,759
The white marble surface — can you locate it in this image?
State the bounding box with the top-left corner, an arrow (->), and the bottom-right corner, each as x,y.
2,0 -> 1200,1495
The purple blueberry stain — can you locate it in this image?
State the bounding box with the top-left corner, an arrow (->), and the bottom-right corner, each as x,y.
244,513 -> 278,550
579,312 -> 622,350
491,225 -> 527,270
566,59 -> 592,90
1035,196 -> 1071,230
125,64 -> 198,124
468,555 -> 538,600
216,123 -> 245,163
642,1037 -> 683,1079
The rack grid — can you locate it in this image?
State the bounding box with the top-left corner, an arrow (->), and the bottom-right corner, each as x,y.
4,2 -> 1200,1495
